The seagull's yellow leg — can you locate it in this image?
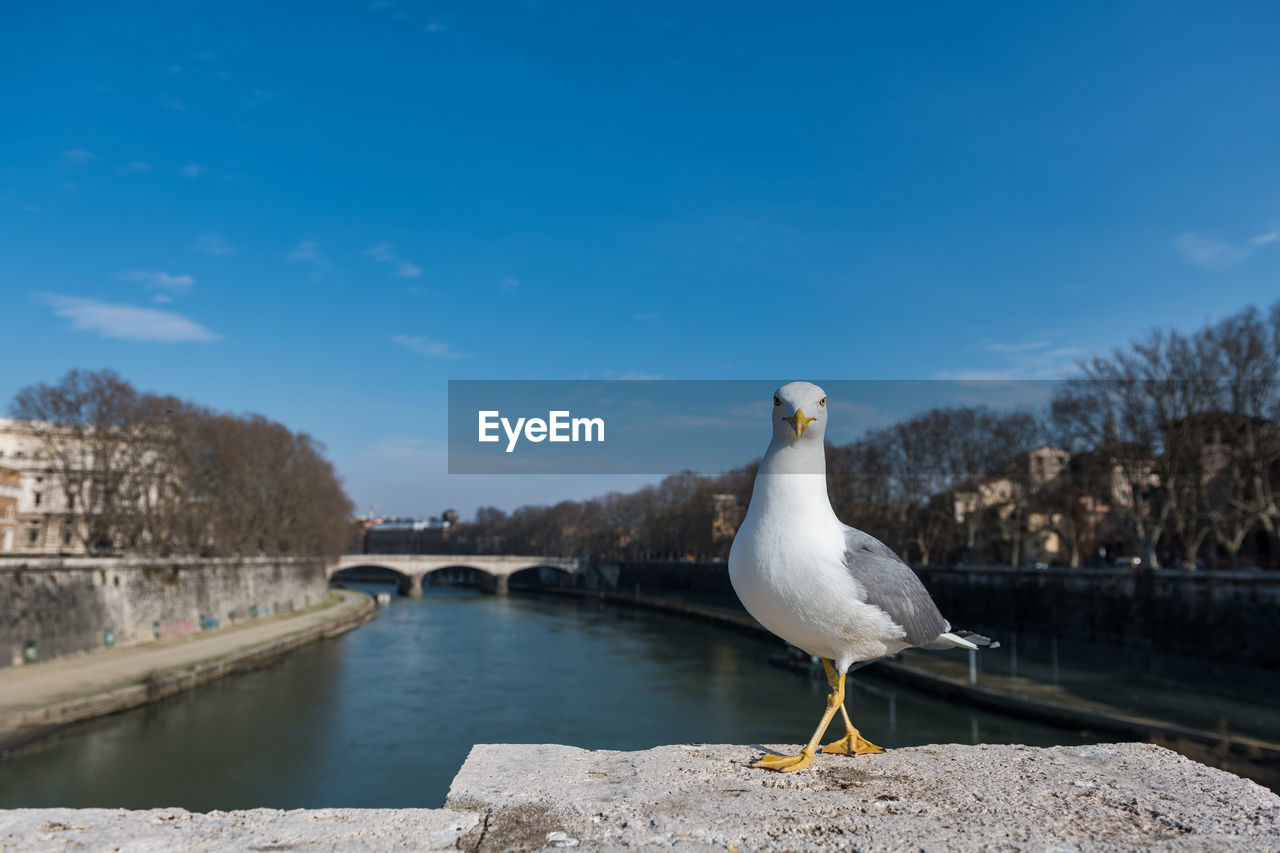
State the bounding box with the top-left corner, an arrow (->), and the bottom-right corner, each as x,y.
822,661 -> 884,755
753,658 -> 845,772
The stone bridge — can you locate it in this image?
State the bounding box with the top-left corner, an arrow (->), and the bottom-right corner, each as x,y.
327,554 -> 584,596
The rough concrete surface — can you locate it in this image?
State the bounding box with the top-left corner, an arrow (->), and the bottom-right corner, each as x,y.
446,742 -> 1280,851
0,807 -> 479,851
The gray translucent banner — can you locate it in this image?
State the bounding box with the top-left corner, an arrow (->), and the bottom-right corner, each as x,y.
447,380 -> 1059,474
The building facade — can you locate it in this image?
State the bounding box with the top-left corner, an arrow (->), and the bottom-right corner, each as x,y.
0,418 -> 86,556
0,465 -> 19,553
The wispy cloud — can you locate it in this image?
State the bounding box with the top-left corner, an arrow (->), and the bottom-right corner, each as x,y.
934,337 -> 1083,380
1175,233 -> 1250,270
161,94 -> 188,112
983,340 -> 1050,354
287,240 -> 322,262
180,164 -> 205,178
118,160 -> 151,175
1175,229 -> 1279,270
366,243 -> 395,263
118,269 -> 196,295
63,149 -> 95,166
599,370 -> 663,380
39,294 -> 220,342
364,242 -> 422,279
194,233 -> 235,256
391,333 -> 467,359
500,276 -> 520,292
286,239 -> 334,277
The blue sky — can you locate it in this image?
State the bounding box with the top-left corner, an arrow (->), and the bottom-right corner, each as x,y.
3,1 -> 1279,517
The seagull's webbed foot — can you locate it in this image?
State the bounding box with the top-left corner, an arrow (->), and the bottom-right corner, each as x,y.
753,748 -> 815,773
821,731 -> 884,755
822,696 -> 885,755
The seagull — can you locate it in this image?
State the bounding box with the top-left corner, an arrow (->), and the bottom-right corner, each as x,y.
729,381 -> 994,772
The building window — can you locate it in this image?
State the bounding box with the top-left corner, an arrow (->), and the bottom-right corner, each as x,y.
33,492 -> 42,507
62,530 -> 72,546
27,528 -> 39,544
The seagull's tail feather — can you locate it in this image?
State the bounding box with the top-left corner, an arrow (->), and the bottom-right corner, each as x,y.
922,630 -> 1000,651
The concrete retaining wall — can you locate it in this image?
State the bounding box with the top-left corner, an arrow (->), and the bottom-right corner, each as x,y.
914,565 -> 1280,684
0,557 -> 328,668
522,559 -> 1280,697
545,560 -> 1279,662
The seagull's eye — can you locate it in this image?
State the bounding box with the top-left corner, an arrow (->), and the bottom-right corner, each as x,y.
819,397 -> 826,407
774,396 -> 781,407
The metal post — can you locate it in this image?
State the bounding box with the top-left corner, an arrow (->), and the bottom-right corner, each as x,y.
1010,632 -> 1018,687
968,649 -> 977,685
1051,634 -> 1060,696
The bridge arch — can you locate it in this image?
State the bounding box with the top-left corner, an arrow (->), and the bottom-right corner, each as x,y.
329,562 -> 418,596
327,554 -> 583,596
506,563 -> 576,592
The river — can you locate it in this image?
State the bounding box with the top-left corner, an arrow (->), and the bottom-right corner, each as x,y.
0,586 -> 1083,810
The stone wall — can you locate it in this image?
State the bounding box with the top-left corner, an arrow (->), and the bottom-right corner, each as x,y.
914,565 -> 1280,676
528,559 -> 1280,695
0,556 -> 328,668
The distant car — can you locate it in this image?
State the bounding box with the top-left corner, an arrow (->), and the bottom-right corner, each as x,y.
1026,561 -> 1050,571
1112,556 -> 1142,568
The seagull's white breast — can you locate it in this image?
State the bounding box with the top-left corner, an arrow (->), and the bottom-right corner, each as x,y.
728,473 -> 907,670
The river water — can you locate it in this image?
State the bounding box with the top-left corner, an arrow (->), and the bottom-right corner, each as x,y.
0,586 -> 1082,810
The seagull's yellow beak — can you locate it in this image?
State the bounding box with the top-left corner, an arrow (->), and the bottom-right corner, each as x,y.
783,408 -> 816,438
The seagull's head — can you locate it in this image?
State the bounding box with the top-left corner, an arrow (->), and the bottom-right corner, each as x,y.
771,381 -> 828,446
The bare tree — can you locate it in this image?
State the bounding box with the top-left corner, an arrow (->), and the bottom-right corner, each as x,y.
12,370 -> 152,553
11,369 -> 353,559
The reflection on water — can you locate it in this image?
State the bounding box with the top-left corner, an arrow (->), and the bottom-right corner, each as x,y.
0,586 -> 1083,810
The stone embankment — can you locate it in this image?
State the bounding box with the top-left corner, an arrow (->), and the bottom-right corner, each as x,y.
3,556 -> 332,668
0,589 -> 374,754
4,742 -> 1277,851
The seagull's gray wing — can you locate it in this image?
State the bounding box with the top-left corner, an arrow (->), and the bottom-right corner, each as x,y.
843,525 -> 949,646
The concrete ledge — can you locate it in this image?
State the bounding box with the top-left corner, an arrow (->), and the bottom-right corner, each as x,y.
0,808 -> 478,852
446,742 -> 1280,851
4,743 -> 1277,850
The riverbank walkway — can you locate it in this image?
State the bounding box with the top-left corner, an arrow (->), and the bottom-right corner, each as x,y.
0,589 -> 373,752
